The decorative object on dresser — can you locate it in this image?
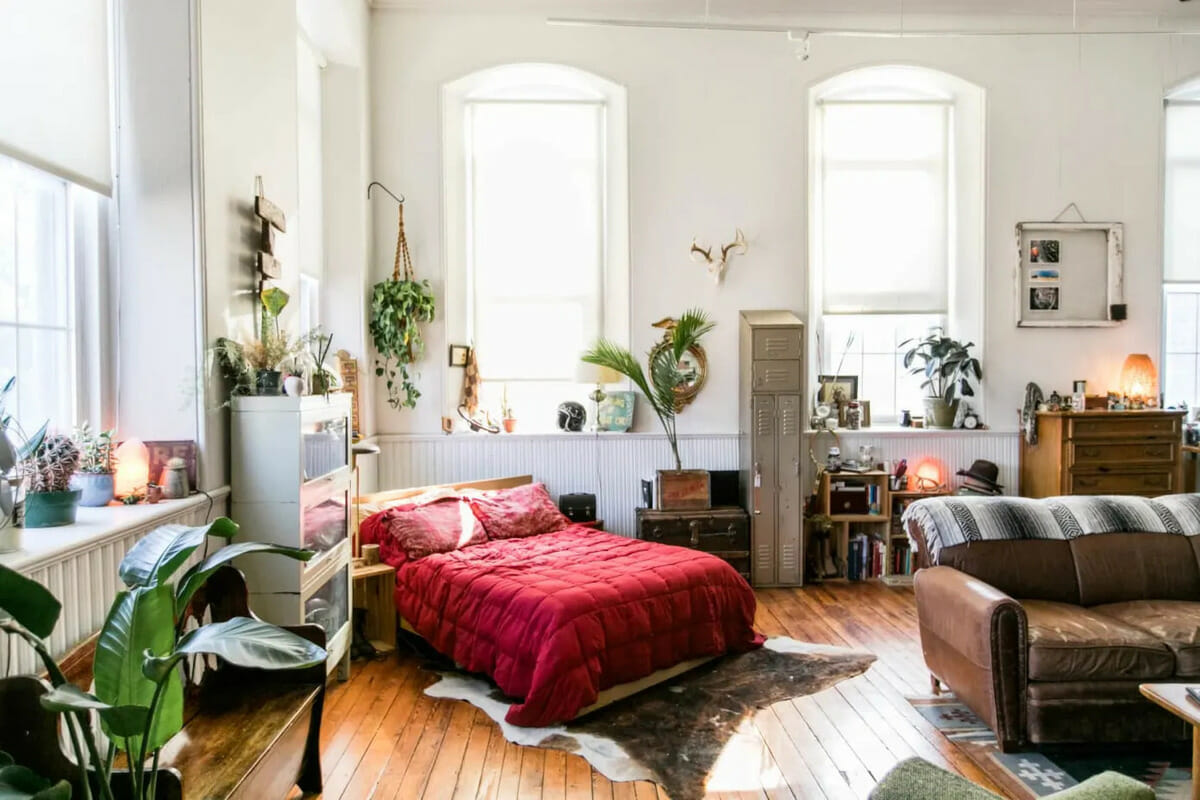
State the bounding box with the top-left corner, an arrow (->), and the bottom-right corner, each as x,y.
231,393 -> 354,679
899,329 -> 982,429
739,310 -> 804,587
636,506 -> 751,581
1119,353 -> 1159,408
1020,409 -> 1185,498
689,227 -> 747,285
576,362 -> 622,432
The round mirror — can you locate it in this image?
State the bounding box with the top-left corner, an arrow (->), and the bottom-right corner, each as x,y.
650,340 -> 708,412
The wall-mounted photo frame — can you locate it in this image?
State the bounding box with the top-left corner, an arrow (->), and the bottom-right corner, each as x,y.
1014,221 -> 1125,328
817,375 -> 858,405
448,344 -> 470,367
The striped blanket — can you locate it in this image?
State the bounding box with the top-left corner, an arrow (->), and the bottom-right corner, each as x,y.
902,494 -> 1200,565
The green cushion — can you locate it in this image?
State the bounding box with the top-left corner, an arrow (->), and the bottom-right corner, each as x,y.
1043,771 -> 1155,800
869,757 -> 1001,800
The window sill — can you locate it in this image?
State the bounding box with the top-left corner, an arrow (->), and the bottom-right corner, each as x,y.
804,426 -> 1017,436
0,488 -> 230,574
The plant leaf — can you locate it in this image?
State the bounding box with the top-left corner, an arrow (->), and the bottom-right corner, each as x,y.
260,286 -> 290,319
175,543 -> 313,613
0,565 -> 61,639
39,683 -> 149,737
143,617 -> 326,682
0,764 -> 71,800
118,518 -> 239,588
14,423 -> 47,463
93,586 -> 182,752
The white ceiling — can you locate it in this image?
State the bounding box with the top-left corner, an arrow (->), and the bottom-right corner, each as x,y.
369,0 -> 1200,33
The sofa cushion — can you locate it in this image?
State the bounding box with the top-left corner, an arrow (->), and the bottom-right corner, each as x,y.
1070,533 -> 1200,606
1090,600 -> 1200,677
935,540 -> 1080,604
1022,600 -> 1175,681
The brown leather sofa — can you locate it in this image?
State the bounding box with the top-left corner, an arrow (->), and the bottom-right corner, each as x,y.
911,528 -> 1200,751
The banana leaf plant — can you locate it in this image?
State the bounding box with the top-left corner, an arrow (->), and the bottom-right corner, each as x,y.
0,517 -> 326,800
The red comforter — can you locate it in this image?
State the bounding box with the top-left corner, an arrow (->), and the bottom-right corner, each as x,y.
370,523 -> 762,726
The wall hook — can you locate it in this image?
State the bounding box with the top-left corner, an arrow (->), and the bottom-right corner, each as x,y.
367,181 -> 405,204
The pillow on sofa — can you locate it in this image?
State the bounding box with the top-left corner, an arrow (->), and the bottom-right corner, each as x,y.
364,498 -> 487,565
469,482 -> 571,540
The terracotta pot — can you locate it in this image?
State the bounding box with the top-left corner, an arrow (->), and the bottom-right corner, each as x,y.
502,418 -> 517,433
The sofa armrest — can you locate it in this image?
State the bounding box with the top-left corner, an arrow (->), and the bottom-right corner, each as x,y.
914,566 -> 1027,750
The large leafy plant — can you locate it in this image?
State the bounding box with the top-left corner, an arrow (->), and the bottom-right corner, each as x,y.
582,309 -> 715,471
899,328 -> 983,404
370,278 -> 435,410
0,518 -> 325,800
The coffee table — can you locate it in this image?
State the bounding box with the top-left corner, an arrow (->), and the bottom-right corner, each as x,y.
1139,683 -> 1200,800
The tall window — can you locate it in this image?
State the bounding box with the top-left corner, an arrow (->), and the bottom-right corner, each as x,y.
1163,85 -> 1200,407
445,64 -> 629,428
0,154 -> 76,432
810,67 -> 984,422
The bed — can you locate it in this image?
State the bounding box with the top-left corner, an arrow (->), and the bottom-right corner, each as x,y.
356,476 -> 763,727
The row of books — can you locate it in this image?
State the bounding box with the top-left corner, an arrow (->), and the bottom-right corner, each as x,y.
846,534 -> 914,580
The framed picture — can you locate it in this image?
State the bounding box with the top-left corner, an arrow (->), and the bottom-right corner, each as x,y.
817,375 -> 858,405
448,344 -> 470,367
598,391 -> 635,432
1014,220 -> 1124,327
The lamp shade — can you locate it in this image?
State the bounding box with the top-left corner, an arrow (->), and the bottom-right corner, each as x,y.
1119,354 -> 1158,401
576,363 -> 622,385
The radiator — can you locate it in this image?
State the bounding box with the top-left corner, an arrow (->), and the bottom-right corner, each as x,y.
0,490 -> 228,676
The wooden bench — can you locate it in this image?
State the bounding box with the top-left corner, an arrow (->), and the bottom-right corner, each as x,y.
0,566 -> 326,800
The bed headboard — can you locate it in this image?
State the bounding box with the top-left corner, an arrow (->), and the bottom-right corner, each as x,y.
354,474 -> 532,508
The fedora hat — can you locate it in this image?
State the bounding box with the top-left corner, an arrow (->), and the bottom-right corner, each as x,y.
956,459 -> 1003,489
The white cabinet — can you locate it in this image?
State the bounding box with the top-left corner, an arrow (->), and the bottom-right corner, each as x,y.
230,394 -> 353,679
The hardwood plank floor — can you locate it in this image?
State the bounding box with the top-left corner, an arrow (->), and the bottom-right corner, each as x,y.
295,582 -> 1008,799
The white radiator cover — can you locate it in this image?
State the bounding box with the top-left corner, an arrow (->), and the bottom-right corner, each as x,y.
0,491 -> 228,675
372,430 -> 1020,538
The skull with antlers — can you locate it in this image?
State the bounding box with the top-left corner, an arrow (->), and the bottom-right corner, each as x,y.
690,228 -> 747,284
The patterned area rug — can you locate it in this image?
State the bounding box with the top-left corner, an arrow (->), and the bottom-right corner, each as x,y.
909,696 -> 1193,799
424,638 -> 876,800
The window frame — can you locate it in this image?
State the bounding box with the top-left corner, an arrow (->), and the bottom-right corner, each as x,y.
1162,88 -> 1200,409
442,64 -> 630,424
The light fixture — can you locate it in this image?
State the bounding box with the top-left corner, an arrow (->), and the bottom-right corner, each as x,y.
913,460 -> 944,492
1119,354 -> 1158,406
576,363 -> 622,432
113,439 -> 149,498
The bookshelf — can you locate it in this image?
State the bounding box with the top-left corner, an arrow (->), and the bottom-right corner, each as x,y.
884,489 -> 948,585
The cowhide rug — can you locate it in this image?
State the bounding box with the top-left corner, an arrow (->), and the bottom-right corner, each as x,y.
423,638 -> 876,800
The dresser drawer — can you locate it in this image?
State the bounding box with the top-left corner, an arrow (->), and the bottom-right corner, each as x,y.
751,360 -> 801,393
1070,441 -> 1177,466
1068,415 -> 1181,440
1068,470 -> 1176,495
752,329 -> 802,361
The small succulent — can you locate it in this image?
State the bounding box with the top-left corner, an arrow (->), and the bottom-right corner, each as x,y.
28,434 -> 81,494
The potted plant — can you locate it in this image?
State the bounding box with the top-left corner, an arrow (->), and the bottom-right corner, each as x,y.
23,434 -> 82,528
243,327 -> 302,396
0,517 -> 322,800
500,384 -> 516,433
0,377 -> 47,550
72,423 -> 117,507
304,327 -> 337,395
583,309 -> 715,507
900,329 -> 982,429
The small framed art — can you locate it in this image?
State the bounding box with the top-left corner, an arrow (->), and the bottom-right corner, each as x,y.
448,344 -> 470,367
817,375 -> 858,405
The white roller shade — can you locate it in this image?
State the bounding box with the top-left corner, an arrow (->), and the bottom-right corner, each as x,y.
0,0 -> 113,195
1165,102 -> 1200,283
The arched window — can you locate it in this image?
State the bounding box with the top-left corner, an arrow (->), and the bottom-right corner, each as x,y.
443,64 -> 629,427
809,66 -> 985,422
1163,78 -> 1200,406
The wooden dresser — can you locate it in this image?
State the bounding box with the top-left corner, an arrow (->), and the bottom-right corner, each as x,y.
635,507 -> 751,581
1020,410 -> 1185,498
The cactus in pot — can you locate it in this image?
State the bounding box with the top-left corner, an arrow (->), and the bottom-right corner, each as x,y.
24,434 -> 83,528
72,423 -> 117,506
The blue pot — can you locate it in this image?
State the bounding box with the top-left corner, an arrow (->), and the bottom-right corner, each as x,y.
72,472 -> 115,507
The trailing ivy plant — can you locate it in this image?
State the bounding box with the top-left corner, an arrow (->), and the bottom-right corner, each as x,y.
370,202 -> 435,410
370,278 -> 436,410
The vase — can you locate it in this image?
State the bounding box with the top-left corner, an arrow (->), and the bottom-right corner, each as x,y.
71,472 -> 114,507
923,397 -> 960,429
255,369 -> 282,395
23,490 -> 82,528
283,374 -> 305,396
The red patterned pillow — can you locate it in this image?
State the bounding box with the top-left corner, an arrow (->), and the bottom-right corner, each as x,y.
469,482 -> 571,540
377,498 -> 487,562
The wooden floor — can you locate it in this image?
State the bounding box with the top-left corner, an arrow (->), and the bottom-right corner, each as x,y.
298,581 -> 1008,800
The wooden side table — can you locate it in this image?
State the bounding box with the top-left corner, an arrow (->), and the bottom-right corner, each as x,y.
1139,683 -> 1200,799
352,562 -> 397,655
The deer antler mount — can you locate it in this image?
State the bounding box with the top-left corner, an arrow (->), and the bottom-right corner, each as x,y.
690,228 -> 747,285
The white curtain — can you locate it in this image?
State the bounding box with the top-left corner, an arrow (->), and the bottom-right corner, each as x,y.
0,0 -> 113,195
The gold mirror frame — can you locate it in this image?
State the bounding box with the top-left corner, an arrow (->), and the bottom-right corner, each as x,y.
649,339 -> 708,413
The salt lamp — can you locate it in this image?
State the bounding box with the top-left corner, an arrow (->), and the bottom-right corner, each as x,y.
114,439 -> 150,497
1119,354 -> 1158,404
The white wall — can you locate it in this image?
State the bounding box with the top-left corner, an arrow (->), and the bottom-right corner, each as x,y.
369,12 -> 1200,436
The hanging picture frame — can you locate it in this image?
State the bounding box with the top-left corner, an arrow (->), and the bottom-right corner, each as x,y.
1014,220 -> 1124,328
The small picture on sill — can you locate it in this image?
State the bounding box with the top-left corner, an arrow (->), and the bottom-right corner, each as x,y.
1029,239 -> 1060,264
1029,286 -> 1060,312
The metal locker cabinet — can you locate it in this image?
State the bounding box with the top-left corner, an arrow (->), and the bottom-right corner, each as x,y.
739,310 -> 805,587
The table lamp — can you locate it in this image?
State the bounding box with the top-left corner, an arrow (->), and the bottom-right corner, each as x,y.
1119,354 -> 1157,407
576,363 -> 622,432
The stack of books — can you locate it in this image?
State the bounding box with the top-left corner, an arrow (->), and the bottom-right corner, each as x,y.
847,533 -> 885,581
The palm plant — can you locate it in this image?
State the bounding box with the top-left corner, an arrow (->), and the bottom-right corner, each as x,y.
582,309 -> 715,471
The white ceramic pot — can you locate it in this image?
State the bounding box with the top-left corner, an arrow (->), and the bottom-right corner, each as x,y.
283,374 -> 306,397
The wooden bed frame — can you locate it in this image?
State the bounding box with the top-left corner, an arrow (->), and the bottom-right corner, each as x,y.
352,474 -> 717,720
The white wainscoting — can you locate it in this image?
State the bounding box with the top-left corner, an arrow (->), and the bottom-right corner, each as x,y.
371,429 -> 1022,538
0,489 -> 230,675
374,433 -> 740,537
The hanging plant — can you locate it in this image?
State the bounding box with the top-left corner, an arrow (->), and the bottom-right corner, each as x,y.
370,202 -> 435,410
